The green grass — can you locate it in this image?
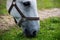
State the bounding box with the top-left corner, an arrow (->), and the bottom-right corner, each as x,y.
0,0 -> 8,15
37,0 -> 60,9
0,17 -> 60,40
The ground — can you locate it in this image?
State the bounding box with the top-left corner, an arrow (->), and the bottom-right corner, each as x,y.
0,8 -> 60,30
39,8 -> 60,20
0,8 -> 60,40
0,0 -> 60,40
0,15 -> 15,30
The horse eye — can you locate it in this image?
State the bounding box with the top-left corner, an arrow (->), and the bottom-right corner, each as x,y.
23,1 -> 30,7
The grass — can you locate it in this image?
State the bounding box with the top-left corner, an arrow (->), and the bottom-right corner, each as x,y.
37,0 -> 60,9
0,0 -> 8,15
0,17 -> 60,40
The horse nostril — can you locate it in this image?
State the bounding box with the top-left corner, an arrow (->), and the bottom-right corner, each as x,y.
33,31 -> 36,36
25,29 -> 29,34
25,29 -> 28,33
25,29 -> 31,37
24,29 -> 37,37
23,1 -> 30,6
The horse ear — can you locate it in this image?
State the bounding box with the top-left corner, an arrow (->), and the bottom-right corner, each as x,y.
23,1 -> 30,7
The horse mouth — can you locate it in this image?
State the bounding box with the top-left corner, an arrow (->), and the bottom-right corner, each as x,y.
24,29 -> 37,37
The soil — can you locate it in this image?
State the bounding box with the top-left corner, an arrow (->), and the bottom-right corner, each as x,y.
0,15 -> 15,30
38,8 -> 60,20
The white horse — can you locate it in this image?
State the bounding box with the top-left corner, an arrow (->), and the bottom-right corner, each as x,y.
6,0 -> 40,37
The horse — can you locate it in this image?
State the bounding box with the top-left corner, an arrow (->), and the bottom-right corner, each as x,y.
6,0 -> 40,37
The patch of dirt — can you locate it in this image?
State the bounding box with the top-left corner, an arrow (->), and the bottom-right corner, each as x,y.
38,8 -> 60,20
0,15 -> 16,30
